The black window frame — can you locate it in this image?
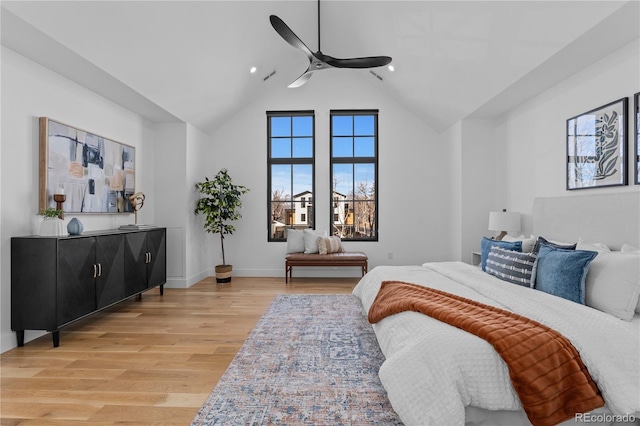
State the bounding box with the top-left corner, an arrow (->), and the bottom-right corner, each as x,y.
329,109 -> 379,241
267,110 -> 315,242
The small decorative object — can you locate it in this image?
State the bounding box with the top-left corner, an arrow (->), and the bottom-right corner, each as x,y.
53,186 -> 66,219
566,97 -> 628,190
129,192 -> 145,224
119,192 -> 156,230
634,92 -> 639,185
38,207 -> 67,236
39,117 -> 136,213
195,169 -> 249,283
67,217 -> 84,235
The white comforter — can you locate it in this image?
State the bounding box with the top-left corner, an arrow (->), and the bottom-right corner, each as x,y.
352,262 -> 640,426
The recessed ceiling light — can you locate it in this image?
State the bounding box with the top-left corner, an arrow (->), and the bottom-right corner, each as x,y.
388,65 -> 395,72
250,67 -> 257,74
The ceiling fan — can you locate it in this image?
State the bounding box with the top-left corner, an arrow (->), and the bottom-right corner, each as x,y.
269,0 -> 392,88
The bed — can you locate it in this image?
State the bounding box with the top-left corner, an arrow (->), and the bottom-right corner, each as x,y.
352,193 -> 640,426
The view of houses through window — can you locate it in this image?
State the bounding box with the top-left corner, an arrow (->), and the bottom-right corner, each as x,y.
331,110 -> 378,241
267,110 -> 378,242
267,111 -> 315,241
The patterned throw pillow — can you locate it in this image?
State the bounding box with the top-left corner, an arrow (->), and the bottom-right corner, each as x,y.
480,237 -> 522,271
485,246 -> 537,287
316,236 -> 344,255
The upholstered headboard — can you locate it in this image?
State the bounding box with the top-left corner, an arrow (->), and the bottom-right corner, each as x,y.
532,192 -> 640,250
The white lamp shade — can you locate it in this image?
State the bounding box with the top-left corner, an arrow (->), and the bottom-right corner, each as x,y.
488,211 -> 521,232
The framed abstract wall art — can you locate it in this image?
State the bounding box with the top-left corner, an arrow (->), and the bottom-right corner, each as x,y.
39,117 -> 136,213
635,92 -> 639,185
566,97 -> 628,190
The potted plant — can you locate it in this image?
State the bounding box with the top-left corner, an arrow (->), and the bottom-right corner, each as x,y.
38,207 -> 66,236
195,169 -> 249,283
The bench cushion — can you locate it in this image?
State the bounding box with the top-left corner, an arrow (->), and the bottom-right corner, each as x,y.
286,252 -> 368,264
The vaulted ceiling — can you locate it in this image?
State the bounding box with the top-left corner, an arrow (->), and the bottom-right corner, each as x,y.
2,1 -> 638,134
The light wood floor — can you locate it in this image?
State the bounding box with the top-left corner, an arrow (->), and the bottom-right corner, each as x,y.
0,276 -> 358,425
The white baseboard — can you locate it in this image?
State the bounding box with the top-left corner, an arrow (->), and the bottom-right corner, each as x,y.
1,329 -> 47,353
164,269 -> 211,288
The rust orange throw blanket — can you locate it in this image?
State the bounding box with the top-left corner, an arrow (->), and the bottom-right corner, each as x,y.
368,281 -> 604,426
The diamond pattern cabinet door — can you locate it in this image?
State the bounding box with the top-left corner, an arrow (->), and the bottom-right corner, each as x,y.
96,235 -> 125,309
146,229 -> 166,289
124,232 -> 148,296
57,238 -> 96,326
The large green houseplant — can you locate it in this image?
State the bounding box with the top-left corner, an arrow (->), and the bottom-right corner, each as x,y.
195,169 -> 249,283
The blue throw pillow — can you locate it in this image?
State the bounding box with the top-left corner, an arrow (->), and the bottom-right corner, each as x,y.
480,237 -> 522,272
532,236 -> 577,254
533,245 -> 597,304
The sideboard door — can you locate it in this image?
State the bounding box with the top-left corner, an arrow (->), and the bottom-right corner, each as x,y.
146,229 -> 167,290
57,238 -> 97,326
96,234 -> 125,309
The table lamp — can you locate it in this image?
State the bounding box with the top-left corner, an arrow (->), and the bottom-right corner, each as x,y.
488,209 -> 520,240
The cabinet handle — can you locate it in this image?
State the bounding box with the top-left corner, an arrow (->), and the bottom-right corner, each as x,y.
98,263 -> 102,277
148,252 -> 152,263
92,264 -> 97,278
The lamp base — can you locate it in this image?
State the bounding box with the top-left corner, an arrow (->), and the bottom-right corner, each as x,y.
494,231 -> 507,240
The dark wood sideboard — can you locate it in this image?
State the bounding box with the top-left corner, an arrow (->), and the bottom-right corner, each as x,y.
11,227 -> 166,347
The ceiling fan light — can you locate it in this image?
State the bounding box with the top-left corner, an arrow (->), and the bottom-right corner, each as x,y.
250,66 -> 257,74
388,65 -> 395,72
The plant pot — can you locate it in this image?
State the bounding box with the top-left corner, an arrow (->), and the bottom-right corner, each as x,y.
39,217 -> 67,236
215,264 -> 233,283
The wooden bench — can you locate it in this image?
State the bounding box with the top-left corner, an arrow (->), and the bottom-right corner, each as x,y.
285,252 -> 368,283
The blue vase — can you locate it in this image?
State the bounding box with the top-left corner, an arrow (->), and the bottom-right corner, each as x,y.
67,217 -> 84,235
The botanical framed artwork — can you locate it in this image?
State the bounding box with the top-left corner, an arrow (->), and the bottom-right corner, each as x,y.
39,117 -> 136,213
635,92 -> 639,185
566,97 -> 628,190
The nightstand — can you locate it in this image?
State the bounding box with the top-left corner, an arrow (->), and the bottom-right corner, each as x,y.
471,251 -> 481,266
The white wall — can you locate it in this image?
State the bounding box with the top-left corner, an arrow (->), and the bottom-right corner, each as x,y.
198,70 -> 454,277
186,123 -> 213,286
459,119 -> 498,263
494,38 -> 640,235
0,47 -> 158,351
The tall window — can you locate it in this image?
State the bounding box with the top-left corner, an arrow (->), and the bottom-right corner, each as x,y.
330,110 -> 378,241
267,111 -> 315,241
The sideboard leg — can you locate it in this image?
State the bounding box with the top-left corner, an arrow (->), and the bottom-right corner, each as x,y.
16,330 -> 24,347
160,284 -> 164,295
52,330 -> 60,348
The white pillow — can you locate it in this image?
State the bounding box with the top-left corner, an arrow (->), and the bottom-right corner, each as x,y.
317,236 -> 344,255
303,229 -> 321,254
585,251 -> 640,321
285,229 -> 305,253
502,234 -> 536,253
577,240 -> 611,253
622,243 -> 640,254
620,245 -> 640,313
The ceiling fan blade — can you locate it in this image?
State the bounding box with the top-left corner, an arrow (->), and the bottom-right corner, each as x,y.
288,69 -> 314,88
324,56 -> 392,69
269,15 -> 314,60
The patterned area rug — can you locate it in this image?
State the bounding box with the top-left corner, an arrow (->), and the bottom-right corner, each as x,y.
191,294 -> 403,426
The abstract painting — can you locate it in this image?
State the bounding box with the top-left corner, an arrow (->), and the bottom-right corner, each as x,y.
39,117 -> 135,213
566,98 -> 628,190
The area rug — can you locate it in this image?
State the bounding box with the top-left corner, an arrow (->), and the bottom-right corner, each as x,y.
191,294 -> 403,425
